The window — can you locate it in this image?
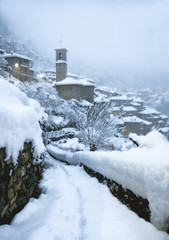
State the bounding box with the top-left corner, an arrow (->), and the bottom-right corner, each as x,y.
59,53 -> 63,60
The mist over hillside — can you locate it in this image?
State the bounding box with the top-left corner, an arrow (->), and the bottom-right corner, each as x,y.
0,0 -> 169,91
0,0 -> 169,115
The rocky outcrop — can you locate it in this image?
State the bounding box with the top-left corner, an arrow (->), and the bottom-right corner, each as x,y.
0,142 -> 44,225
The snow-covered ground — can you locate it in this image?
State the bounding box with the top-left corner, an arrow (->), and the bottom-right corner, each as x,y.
47,131 -> 169,231
51,137 -> 85,152
0,156 -> 168,240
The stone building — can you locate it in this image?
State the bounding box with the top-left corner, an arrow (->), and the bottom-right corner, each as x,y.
122,116 -> 152,136
56,48 -> 67,82
55,48 -> 95,103
45,68 -> 56,82
4,52 -> 34,82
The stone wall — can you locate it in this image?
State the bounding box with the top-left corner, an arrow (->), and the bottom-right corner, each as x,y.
0,142 -> 44,225
82,164 -> 151,223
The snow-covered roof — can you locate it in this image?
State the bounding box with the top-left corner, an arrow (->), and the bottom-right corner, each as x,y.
56,77 -> 95,87
67,72 -> 79,79
45,68 -> 56,73
131,102 -> 141,106
159,127 -> 169,133
4,53 -> 32,61
123,106 -> 137,112
139,107 -> 160,115
0,48 -> 5,53
132,97 -> 144,103
55,47 -> 67,51
94,97 -> 109,103
160,114 -> 168,119
123,116 -> 152,125
110,95 -> 131,101
97,86 -> 115,92
112,107 -> 121,111
126,92 -> 141,97
80,77 -> 95,84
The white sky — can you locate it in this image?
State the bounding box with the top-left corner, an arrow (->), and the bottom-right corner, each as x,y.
0,0 -> 169,75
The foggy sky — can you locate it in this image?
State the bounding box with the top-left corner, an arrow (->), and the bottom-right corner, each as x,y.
0,0 -> 169,77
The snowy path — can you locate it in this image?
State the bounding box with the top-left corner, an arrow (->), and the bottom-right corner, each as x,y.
0,157 -> 168,240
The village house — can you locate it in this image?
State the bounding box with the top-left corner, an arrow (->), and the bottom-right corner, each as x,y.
3,52 -> 34,82
0,50 -> 8,72
138,107 -> 161,128
96,87 -> 169,137
121,116 -> 152,136
159,127 -> 169,140
95,87 -> 120,98
55,48 -> 95,103
122,106 -> 138,117
110,95 -> 132,107
45,68 -> 56,82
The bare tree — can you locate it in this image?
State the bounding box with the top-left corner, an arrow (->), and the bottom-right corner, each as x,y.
74,101 -> 120,151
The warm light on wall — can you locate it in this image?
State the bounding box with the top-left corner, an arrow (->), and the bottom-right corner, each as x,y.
14,63 -> 19,68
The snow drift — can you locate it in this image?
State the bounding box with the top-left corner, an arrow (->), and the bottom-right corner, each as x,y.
0,78 -> 45,163
47,131 -> 169,231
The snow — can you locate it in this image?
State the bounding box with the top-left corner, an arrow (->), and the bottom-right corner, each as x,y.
0,78 -> 45,163
122,116 -> 152,125
110,95 -> 130,100
56,77 -> 95,86
65,131 -> 169,231
51,115 -> 64,125
112,107 -> 121,111
3,52 -> 32,61
80,99 -> 93,106
56,60 -> 66,63
0,156 -> 168,240
132,97 -> 144,103
50,138 -> 85,152
123,106 -> 137,111
131,102 -> 141,106
159,127 -> 169,133
140,107 -> 160,115
160,114 -> 168,119
67,72 -> 79,78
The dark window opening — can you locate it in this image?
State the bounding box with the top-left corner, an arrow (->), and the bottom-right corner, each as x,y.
59,53 -> 63,60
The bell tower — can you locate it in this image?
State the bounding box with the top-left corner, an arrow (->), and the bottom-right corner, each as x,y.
55,48 -> 67,82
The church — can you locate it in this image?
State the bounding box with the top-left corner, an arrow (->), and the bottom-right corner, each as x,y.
55,48 -> 95,103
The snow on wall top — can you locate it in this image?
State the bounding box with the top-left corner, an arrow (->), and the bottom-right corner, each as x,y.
71,131 -> 169,230
56,77 -> 95,87
0,78 -> 45,164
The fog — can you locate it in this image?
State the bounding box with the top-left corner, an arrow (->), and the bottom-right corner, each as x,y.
0,0 -> 169,87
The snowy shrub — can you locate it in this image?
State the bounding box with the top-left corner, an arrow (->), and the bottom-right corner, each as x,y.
72,101 -> 121,151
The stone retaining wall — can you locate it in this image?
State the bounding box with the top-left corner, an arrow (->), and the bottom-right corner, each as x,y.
82,164 -> 151,223
0,142 -> 44,225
